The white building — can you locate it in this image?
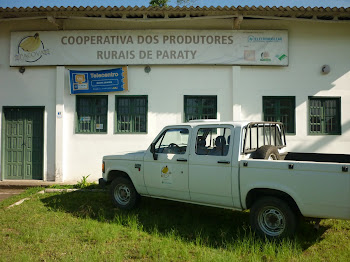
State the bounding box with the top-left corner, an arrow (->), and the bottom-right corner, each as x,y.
0,5 -> 349,182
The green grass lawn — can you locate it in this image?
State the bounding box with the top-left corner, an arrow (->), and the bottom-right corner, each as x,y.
1,188 -> 350,261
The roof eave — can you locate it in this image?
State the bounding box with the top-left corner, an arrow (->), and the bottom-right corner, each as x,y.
0,5 -> 349,22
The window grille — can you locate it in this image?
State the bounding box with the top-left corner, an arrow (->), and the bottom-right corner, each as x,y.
76,96 -> 107,133
115,96 -> 147,133
263,97 -> 295,134
309,97 -> 341,135
184,96 -> 217,122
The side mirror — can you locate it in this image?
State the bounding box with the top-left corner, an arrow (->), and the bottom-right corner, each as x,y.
150,143 -> 158,160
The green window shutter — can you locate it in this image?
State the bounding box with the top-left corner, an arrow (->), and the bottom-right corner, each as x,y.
115,96 -> 148,133
263,97 -> 295,134
184,96 -> 217,122
309,97 -> 341,135
76,95 -> 108,134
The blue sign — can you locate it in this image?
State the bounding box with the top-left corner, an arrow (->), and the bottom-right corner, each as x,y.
69,67 -> 128,94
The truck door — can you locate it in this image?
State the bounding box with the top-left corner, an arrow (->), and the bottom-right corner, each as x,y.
143,127 -> 190,200
188,125 -> 235,207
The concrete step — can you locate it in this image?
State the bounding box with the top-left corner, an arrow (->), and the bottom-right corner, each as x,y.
0,189 -> 26,201
0,180 -> 72,189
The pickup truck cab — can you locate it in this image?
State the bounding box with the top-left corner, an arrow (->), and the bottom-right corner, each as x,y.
100,121 -> 350,238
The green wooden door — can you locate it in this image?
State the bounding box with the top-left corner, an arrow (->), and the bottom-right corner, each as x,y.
3,108 -> 43,180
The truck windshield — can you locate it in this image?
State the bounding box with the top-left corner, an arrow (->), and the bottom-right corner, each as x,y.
154,128 -> 189,154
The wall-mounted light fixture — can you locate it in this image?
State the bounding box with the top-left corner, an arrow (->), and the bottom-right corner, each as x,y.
144,65 -> 151,74
19,66 -> 25,74
321,65 -> 330,75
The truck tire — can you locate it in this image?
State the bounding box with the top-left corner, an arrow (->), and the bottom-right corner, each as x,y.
250,196 -> 296,239
252,145 -> 281,160
110,177 -> 140,210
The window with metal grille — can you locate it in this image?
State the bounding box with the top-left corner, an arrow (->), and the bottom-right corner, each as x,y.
309,97 -> 341,135
76,95 -> 108,133
263,96 -> 295,134
184,96 -> 217,122
115,96 -> 147,133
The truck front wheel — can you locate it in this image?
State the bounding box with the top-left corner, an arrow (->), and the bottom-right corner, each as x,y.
110,177 -> 140,210
250,197 -> 296,239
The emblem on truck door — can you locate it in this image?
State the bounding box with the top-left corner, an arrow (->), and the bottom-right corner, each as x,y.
161,166 -> 173,184
161,166 -> 169,176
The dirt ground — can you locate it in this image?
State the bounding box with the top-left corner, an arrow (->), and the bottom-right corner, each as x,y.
0,189 -> 25,202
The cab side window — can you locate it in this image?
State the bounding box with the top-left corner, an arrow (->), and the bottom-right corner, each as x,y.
154,128 -> 189,154
195,127 -> 231,156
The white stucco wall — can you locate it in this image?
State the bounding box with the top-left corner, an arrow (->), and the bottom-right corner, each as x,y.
238,21 -> 350,154
0,18 -> 349,182
61,65 -> 233,182
0,25 -> 57,181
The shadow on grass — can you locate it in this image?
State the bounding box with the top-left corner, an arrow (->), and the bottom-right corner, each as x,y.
40,190 -> 329,249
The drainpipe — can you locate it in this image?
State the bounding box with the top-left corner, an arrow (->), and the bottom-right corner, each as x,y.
233,15 -> 243,30
47,16 -> 61,30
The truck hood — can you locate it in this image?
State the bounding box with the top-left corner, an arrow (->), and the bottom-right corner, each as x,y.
103,150 -> 146,161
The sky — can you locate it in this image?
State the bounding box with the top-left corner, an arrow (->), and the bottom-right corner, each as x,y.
1,0 -> 350,8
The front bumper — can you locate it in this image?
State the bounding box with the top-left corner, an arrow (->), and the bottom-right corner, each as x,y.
98,178 -> 107,189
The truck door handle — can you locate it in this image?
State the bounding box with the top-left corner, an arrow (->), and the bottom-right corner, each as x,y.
177,158 -> 187,162
218,160 -> 230,164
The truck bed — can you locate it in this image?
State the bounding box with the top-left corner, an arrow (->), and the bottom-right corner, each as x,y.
284,152 -> 350,164
240,158 -> 350,220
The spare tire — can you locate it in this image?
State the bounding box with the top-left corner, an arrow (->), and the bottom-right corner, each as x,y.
252,145 -> 281,160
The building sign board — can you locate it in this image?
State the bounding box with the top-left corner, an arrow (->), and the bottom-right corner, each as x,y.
10,30 -> 288,66
69,67 -> 128,94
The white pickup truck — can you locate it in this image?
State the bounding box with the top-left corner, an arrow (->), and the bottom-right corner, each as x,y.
100,121 -> 350,238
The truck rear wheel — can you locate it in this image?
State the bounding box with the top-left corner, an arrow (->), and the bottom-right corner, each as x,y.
250,196 -> 296,239
110,177 -> 140,210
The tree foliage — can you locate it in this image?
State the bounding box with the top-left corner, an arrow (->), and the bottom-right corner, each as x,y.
149,0 -> 169,7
